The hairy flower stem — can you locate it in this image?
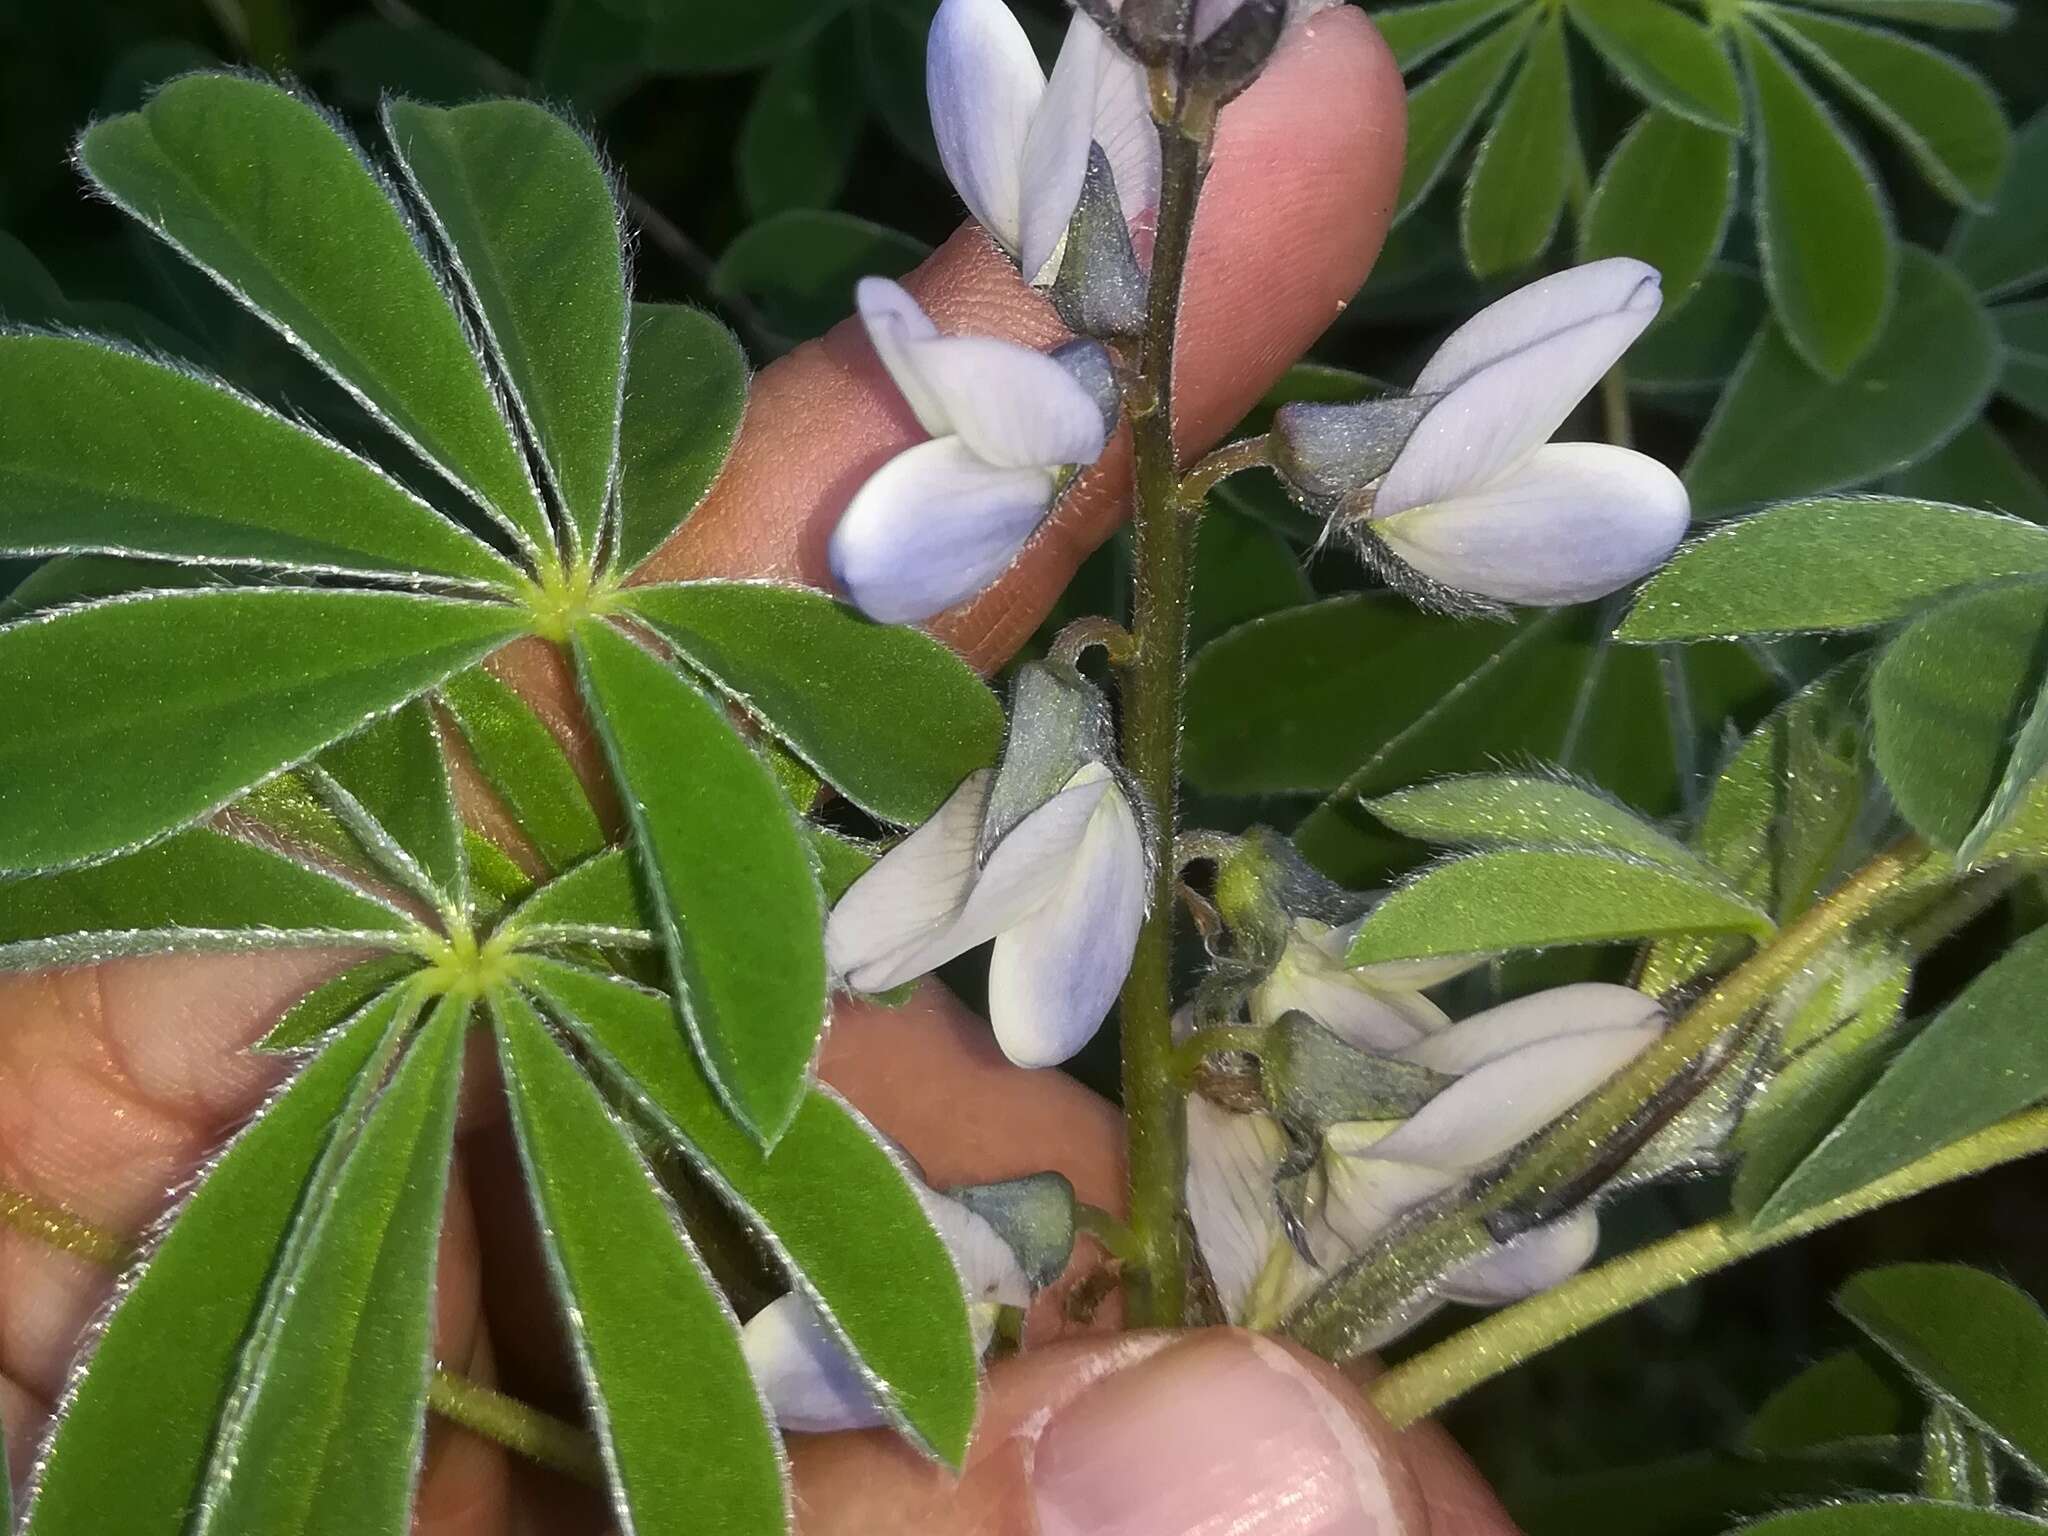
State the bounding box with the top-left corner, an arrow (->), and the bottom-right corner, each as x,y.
1369,1102 -> 2048,1427
1179,434 -> 1271,506
1118,110 -> 1211,1329
1287,836 -> 1941,1360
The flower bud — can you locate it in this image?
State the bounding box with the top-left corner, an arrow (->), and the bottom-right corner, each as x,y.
1051,145 -> 1149,339
1270,394 -> 1434,507
1187,0 -> 1289,102
980,658 -> 1123,857
1258,1010 -> 1451,1140
945,1171 -> 1078,1289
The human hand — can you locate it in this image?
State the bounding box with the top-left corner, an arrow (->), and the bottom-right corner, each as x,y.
0,11 -> 1517,1532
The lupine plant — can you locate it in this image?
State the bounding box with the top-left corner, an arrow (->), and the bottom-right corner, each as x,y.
1,0 -> 2047,1532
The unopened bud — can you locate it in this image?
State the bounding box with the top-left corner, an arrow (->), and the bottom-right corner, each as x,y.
1188,0 -> 1288,101
980,660 -> 1122,859
1051,333 -> 1124,440
1270,394 -> 1435,507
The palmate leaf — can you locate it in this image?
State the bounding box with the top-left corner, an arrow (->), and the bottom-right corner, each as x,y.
1776,0 -> 2015,26
712,211 -> 928,344
189,995 -> 467,1536
1998,301 -> 2048,421
258,955 -> 427,1052
312,699 -> 468,914
1395,8 -> 1538,223
1838,1264 -> 2048,1482
0,827 -> 420,971
1745,1348 -> 1914,1454
1683,249 -> 1998,513
1889,421 -> 2048,523
490,986 -> 788,1536
1737,21 -> 1896,379
740,27 -> 865,219
1582,109 -> 1738,310
496,846 -> 648,947
622,581 -> 1005,825
0,554 -> 222,623
0,587 -> 526,874
573,619 -> 826,1145
0,335 -> 518,588
1621,498 -> 2048,641
1343,847 -> 1773,965
1733,1503 -> 2048,1534
1757,5 -> 2010,209
1374,0 -> 1523,71
1566,0 -> 1743,135
615,303 -> 750,573
75,73 -> 555,559
1949,105 -> 2048,300
24,987 -> 413,1536
1367,773 -> 1716,874
438,667 -> 606,872
1459,12 -> 1571,277
527,960 -> 980,1464
1754,924 -> 2048,1226
384,99 -> 629,561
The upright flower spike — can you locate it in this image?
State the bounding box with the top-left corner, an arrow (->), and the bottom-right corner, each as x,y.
825,662 -> 1150,1067
927,0 -> 1159,285
744,1184 -> 1030,1433
1186,983 -> 1665,1335
1273,259 -> 1690,608
830,278 -> 1119,624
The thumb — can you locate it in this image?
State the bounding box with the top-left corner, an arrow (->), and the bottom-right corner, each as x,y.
789,1330 -> 1442,1536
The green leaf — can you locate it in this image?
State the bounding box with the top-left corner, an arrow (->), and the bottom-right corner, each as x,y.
0,554 -> 222,623
465,828 -> 538,916
1684,248 -> 2000,511
0,588 -> 524,874
0,827 -> 418,970
1840,1264 -> 2048,1481
1343,847 -> 1772,964
0,336 -> 518,588
740,26 -> 863,217
489,985 -> 789,1536
1732,956 -> 1909,1219
497,846 -> 648,946
1368,774 -> 1715,872
615,0 -> 852,74
1582,110 -> 1738,308
1189,489 -> 1315,649
1998,300 -> 2048,420
615,303 -> 750,573
1396,8 -> 1538,223
313,699 -> 467,913
1375,0 -> 1521,70
384,99 -> 629,560
191,995 -> 466,1536
23,988 -> 412,1536
527,960 -> 979,1464
1757,924 -> 2048,1225
1460,15 -> 1572,277
1622,497 -> 2048,640
1759,5 -> 2010,208
1732,1504 -> 2048,1534
1949,106 -> 2048,299
1630,265 -> 1767,395
1871,576 -> 2048,853
1921,1403 -> 1999,1506
76,74 -> 552,558
1738,23 -> 1896,378
309,16 -> 507,107
810,828 -> 879,904
1567,0 -> 1743,134
1890,421 -> 2048,522
1516,1450 -> 1910,1536
1769,0 -> 2015,27
258,955 -> 426,1052
623,581 -> 1004,825
573,619 -> 825,1143
713,211 -> 928,343
438,667 -> 604,871
1746,1349 -> 1915,1454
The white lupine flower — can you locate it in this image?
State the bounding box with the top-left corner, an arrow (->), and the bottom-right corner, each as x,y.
830,278 -> 1115,625
1356,259 -> 1689,607
929,0 -> 1159,284
825,762 -> 1147,1068
1187,983 -> 1663,1336
1249,916 -> 1477,1050
745,1185 -> 1029,1433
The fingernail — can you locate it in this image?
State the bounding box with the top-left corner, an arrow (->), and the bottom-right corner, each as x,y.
1027,1332 -> 1412,1536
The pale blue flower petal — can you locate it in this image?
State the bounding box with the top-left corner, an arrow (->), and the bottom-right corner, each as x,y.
1375,442 -> 1691,606
826,769 -> 991,994
1397,982 -> 1663,1075
1017,12 -> 1105,284
896,334 -> 1112,470
1413,258 -> 1662,397
856,276 -> 952,438
1438,1210 -> 1600,1306
928,0 -> 1045,257
830,436 -> 1059,623
1185,1096 -> 1295,1324
743,1295 -> 888,1433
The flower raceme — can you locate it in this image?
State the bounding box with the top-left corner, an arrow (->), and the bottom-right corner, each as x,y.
825,662 -> 1149,1069
1274,258 -> 1691,608
1187,982 -> 1666,1337
928,0 -> 1158,286
829,277 -> 1119,625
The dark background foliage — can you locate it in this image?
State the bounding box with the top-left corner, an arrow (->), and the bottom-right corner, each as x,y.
4,0 -> 2047,1522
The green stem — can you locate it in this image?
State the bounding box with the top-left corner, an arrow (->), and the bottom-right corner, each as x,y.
1287,836 -> 1942,1360
1118,112 -> 1210,1329
1370,1103 -> 2048,1428
1168,1026 -> 1269,1083
1075,1203 -> 1146,1266
1178,435 -> 1271,506
427,1370 -> 605,1484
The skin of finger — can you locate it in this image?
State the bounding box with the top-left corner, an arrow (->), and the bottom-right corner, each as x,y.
633,5 -> 1405,673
